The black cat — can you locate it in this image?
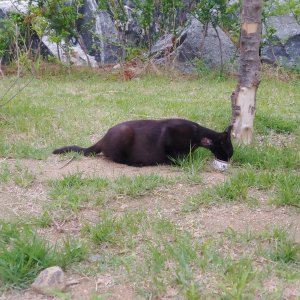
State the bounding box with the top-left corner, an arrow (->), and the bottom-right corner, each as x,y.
53,118 -> 233,166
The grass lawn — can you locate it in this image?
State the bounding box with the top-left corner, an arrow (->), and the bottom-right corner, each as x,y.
0,71 -> 299,299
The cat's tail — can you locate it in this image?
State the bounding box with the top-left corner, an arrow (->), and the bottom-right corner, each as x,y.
53,141 -> 102,156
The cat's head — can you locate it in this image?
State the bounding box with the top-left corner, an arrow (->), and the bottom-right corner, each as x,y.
201,125 -> 233,162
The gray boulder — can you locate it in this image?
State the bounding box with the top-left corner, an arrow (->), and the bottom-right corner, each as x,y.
0,7 -> 4,17
78,0 -> 124,65
151,17 -> 238,73
0,8 -> 6,19
123,4 -> 143,46
41,36 -> 98,67
261,14 -> 300,66
0,1 -> 27,14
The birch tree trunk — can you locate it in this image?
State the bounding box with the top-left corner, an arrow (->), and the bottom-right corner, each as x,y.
231,0 -> 262,144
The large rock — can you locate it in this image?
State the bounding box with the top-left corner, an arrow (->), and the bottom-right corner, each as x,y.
113,0 -> 192,47
78,0 -> 124,65
41,36 -> 98,67
261,14 -> 300,66
122,3 -> 143,46
151,17 -> 238,73
0,9 -> 6,20
0,1 -> 27,13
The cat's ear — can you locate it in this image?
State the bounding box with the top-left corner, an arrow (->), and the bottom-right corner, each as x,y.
218,125 -> 233,140
224,125 -> 233,135
201,137 -> 213,147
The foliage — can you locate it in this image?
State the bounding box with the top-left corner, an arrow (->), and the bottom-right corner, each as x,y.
0,18 -> 15,58
99,0 -> 127,30
42,0 -> 83,43
0,222 -> 86,289
264,0 -> 300,24
0,0 -> 84,75
192,0 -> 240,40
0,0 -> 299,74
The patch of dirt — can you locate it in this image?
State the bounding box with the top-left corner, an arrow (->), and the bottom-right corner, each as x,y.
263,278 -> 300,300
3,155 -> 179,181
255,132 -> 297,148
106,170 -> 226,215
0,155 -> 179,221
0,183 -> 48,220
178,203 -> 300,242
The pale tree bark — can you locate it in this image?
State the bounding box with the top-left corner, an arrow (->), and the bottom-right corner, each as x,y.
231,0 -> 262,144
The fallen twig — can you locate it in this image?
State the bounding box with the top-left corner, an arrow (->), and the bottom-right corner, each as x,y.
59,156 -> 75,169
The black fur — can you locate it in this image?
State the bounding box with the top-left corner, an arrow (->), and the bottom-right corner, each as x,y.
53,118 -> 233,166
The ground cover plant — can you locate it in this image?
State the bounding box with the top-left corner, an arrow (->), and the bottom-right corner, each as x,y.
0,71 -> 299,299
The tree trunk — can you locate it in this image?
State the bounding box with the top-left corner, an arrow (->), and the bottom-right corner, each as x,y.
231,0 -> 262,144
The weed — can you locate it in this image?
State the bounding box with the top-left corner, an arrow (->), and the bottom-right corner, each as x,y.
0,162 -> 35,187
113,174 -> 173,197
233,145 -> 298,170
48,173 -> 109,212
184,170 -> 299,211
270,239 -> 300,264
14,165 -> 35,188
0,162 -> 10,184
171,148 -> 209,183
30,211 -> 53,227
220,258 -> 256,299
0,142 -> 49,160
183,171 -> 252,210
89,211 -> 146,247
256,114 -> 298,133
0,222 -> 86,289
271,174 -> 300,207
259,228 -> 300,264
59,237 -> 87,267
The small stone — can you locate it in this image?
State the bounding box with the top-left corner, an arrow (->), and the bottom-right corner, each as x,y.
88,254 -> 102,262
31,266 -> 66,295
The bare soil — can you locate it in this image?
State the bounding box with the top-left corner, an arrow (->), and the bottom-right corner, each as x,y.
1,155 -> 299,299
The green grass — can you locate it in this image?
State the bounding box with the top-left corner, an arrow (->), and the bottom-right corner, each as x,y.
220,258 -> 256,299
84,212 -> 277,299
83,212 -> 206,296
233,145 -> 299,170
13,164 -> 35,188
262,228 -> 300,264
223,227 -> 300,282
271,175 -> 300,207
255,113 -> 299,134
48,173 -> 109,213
0,221 -> 86,289
184,170 -> 300,211
0,74 -> 299,163
0,162 -> 36,187
0,162 -> 10,184
30,211 -> 53,227
87,211 -> 145,247
0,75 -> 234,158
0,72 -> 299,298
170,148 -> 209,183
112,174 -> 174,198
47,173 -> 174,216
